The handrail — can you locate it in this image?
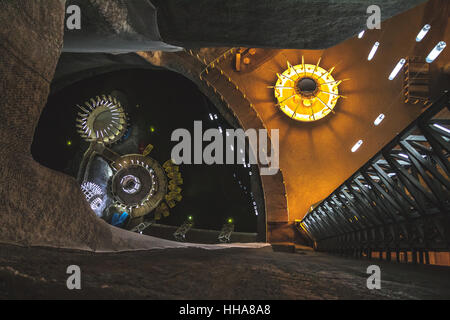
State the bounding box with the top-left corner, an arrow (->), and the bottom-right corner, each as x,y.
300,91 -> 450,260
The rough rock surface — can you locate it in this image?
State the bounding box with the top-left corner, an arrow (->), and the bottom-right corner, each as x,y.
62,0 -> 427,51
152,0 -> 427,49
63,0 -> 181,52
1,244 -> 449,299
0,0 -> 112,250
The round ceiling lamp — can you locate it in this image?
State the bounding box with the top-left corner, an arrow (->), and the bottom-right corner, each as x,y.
271,57 -> 346,122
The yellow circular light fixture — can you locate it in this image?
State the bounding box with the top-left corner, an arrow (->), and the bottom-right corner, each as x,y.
272,57 -> 345,122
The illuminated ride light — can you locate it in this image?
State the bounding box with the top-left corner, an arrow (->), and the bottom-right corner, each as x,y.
368,42 -> 380,61
388,58 -> 406,80
270,56 -> 345,122
426,41 -> 446,63
76,95 -> 128,145
416,24 -> 431,42
111,154 -> 168,219
111,212 -> 129,227
358,30 -> 365,39
120,175 -> 141,194
80,181 -> 104,212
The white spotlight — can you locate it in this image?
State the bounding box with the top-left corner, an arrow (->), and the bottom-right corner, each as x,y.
351,140 -> 363,152
368,42 -> 380,61
358,30 -> 365,39
388,58 -> 406,80
426,41 -> 446,63
416,24 -> 431,42
374,114 -> 385,126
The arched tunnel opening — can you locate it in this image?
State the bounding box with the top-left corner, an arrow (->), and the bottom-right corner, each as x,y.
31,66 -> 267,242
0,0 -> 450,302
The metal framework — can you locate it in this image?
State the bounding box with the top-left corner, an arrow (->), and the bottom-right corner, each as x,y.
403,56 -> 430,106
299,92 -> 450,263
218,223 -> 235,243
130,220 -> 155,234
173,220 -> 194,242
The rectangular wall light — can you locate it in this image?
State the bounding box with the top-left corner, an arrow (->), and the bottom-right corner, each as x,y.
388,58 -> 406,80
351,140 -> 363,152
426,41 -> 446,63
374,113 -> 385,126
416,24 -> 431,42
368,42 -> 380,61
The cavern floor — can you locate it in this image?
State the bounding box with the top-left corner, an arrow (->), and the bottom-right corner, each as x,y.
0,244 -> 449,300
